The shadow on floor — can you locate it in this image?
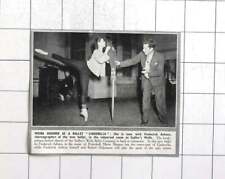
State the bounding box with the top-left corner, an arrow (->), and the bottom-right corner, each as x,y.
33,97 -> 176,128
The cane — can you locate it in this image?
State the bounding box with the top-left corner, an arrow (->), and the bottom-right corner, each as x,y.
111,68 -> 116,120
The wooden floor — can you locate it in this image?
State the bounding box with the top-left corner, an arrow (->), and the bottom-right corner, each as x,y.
33,97 -> 176,127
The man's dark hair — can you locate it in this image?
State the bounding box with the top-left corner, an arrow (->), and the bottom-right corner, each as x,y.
143,38 -> 156,48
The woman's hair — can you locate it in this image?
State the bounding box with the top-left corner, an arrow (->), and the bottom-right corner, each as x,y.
95,35 -> 106,49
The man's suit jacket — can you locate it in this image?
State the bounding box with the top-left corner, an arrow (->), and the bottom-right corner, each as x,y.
119,51 -> 165,86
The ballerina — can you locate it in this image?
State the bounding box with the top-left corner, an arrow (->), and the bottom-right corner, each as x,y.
34,37 -> 111,122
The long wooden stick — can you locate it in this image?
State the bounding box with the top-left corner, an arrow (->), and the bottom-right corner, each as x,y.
111,68 -> 116,120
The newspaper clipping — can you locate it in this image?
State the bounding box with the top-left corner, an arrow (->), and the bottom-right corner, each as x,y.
30,32 -> 180,155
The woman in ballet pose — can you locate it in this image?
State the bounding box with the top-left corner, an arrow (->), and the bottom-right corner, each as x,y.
35,37 -> 111,122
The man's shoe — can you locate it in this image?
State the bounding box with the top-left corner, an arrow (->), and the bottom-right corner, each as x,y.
141,120 -> 148,126
158,115 -> 168,125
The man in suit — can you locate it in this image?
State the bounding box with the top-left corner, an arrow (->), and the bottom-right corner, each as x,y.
116,38 -> 167,125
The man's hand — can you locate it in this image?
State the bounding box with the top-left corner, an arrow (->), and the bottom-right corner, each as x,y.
141,68 -> 150,79
115,61 -> 120,66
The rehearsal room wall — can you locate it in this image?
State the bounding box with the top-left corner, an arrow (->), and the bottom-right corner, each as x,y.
33,33 -> 69,97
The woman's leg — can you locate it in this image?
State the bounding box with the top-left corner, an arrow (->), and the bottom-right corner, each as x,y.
79,65 -> 90,105
52,54 -> 80,71
52,53 -> 90,121
79,65 -> 90,121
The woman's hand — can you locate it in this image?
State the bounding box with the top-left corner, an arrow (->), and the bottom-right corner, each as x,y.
105,46 -> 111,53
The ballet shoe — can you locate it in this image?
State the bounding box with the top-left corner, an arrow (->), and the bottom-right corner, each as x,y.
35,49 -> 48,56
80,108 -> 88,122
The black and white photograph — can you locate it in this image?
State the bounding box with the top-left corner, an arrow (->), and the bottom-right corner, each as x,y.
32,32 -> 179,128
30,32 -> 180,155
